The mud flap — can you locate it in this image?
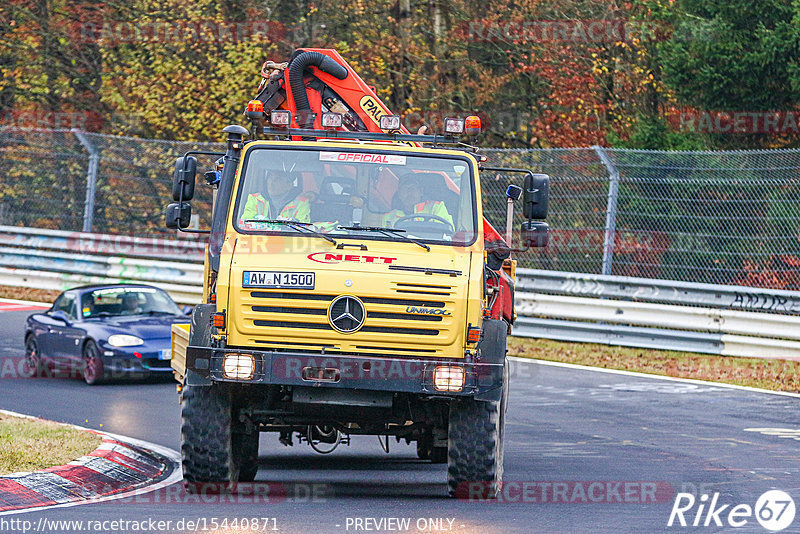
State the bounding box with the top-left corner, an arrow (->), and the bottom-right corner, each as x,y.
474,319 -> 507,401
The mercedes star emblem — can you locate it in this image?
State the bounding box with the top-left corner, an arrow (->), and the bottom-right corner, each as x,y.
328,295 -> 366,333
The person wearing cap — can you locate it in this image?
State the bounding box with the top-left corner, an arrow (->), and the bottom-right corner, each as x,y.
381,174 -> 453,228
242,169 -> 311,223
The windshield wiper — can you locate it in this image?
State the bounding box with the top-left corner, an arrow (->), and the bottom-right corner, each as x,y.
146,310 -> 175,315
244,219 -> 337,246
337,226 -> 430,251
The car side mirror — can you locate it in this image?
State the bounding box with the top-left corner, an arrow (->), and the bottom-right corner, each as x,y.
521,221 -> 549,248
172,156 -> 197,201
165,202 -> 192,229
50,310 -> 71,325
523,173 -> 549,220
182,305 -> 194,315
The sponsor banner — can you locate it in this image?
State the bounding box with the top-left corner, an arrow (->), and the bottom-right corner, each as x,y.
319,152 -> 407,165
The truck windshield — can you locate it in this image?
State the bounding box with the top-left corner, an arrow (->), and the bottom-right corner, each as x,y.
233,147 -> 478,246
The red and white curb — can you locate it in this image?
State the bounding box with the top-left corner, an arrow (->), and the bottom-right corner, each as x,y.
0,410 -> 181,515
0,298 -> 49,313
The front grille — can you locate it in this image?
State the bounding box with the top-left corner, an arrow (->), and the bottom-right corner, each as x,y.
253,319 -> 440,336
244,288 -> 456,339
251,291 -> 446,308
393,282 -> 455,297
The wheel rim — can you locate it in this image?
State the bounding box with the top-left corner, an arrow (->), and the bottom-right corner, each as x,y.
25,339 -> 39,374
84,345 -> 99,382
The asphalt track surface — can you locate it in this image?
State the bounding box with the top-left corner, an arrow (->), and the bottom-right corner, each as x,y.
1,308 -> 799,533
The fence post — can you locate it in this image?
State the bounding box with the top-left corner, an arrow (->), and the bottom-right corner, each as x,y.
73,129 -> 99,233
592,145 -> 619,276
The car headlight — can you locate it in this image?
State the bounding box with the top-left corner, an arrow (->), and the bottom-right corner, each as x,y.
108,334 -> 144,347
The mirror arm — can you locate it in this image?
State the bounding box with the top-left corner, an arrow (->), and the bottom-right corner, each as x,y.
172,151 -> 223,235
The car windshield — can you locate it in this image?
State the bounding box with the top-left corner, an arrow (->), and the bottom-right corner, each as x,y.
233,147 -> 478,245
80,287 -> 181,318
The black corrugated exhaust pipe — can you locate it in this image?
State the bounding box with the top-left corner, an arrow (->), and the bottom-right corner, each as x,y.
288,51 -> 348,128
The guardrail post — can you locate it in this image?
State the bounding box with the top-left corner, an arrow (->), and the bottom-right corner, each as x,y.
593,145 -> 620,276
73,129 -> 100,233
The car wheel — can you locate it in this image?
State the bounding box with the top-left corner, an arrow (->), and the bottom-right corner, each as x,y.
82,340 -> 106,385
23,336 -> 42,377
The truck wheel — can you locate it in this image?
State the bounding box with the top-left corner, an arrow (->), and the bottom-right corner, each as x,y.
233,431 -> 260,482
446,396 -> 504,498
181,384 -> 239,489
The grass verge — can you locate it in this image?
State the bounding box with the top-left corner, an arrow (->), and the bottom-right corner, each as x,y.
508,337 -> 800,393
0,285 -> 58,304
0,414 -> 102,475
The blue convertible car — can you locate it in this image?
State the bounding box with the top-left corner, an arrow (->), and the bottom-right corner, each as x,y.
24,284 -> 190,385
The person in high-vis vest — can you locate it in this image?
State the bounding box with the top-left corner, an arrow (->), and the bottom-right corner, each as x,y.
241,170 -> 311,224
381,175 -> 453,228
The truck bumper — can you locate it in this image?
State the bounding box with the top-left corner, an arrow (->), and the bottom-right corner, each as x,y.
185,346 -> 504,401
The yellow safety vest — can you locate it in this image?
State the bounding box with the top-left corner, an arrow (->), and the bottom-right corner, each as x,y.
242,193 -> 311,223
381,201 -> 453,228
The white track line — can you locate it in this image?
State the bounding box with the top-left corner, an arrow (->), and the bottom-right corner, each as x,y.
0,409 -> 181,516
510,356 -> 800,399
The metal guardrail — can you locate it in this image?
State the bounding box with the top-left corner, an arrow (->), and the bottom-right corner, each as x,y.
2,226 -> 798,360
0,226 -> 204,304
516,269 -> 800,315
514,269 -> 800,361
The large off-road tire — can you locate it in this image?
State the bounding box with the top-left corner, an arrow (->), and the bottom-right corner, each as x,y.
446,395 -> 505,498
233,431 -> 260,482
82,340 -> 106,385
181,384 -> 239,488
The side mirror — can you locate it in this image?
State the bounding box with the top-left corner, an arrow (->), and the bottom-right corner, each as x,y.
172,156 -> 197,201
166,202 -> 192,229
523,173 -> 549,220
182,305 -> 194,315
521,221 -> 549,248
49,310 -> 71,325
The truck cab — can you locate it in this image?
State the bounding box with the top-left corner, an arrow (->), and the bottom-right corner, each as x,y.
166,50 -> 548,498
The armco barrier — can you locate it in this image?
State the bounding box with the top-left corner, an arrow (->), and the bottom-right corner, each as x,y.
514,269 -> 800,361
0,226 -> 203,304
2,226 -> 798,360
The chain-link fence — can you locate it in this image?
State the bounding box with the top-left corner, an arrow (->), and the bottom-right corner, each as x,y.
2,128 -> 799,290
0,128 -> 221,237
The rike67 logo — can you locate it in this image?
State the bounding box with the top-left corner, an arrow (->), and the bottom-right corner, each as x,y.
668,490 -> 795,531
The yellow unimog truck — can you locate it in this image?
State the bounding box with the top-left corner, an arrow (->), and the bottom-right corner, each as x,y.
166,49 -> 549,498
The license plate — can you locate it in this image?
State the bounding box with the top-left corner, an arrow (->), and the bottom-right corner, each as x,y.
158,349 -> 171,360
243,271 -> 315,289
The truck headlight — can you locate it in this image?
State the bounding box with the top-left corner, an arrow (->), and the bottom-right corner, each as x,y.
433,365 -> 465,392
222,353 -> 255,380
108,334 -> 144,347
